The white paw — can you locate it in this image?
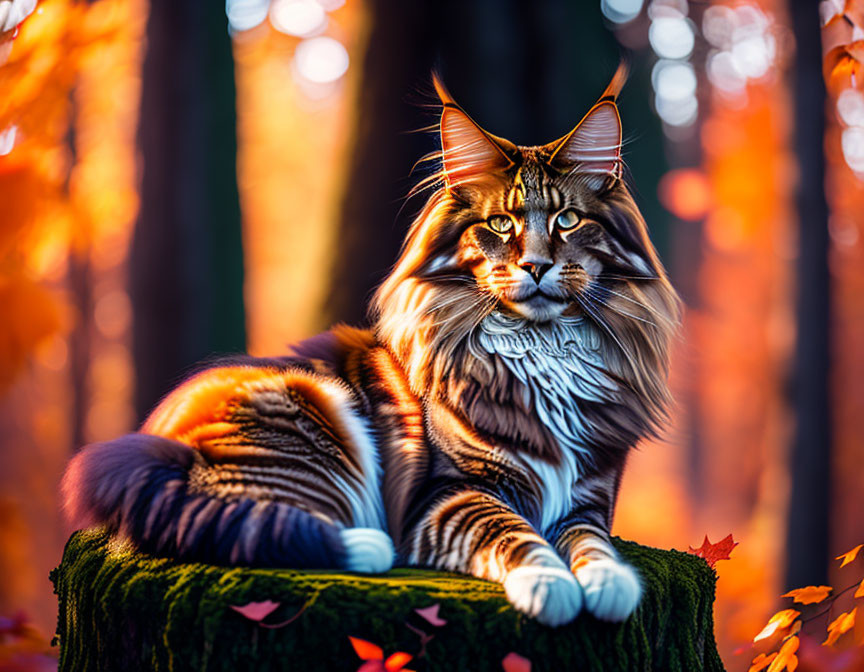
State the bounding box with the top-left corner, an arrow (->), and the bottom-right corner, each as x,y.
503,565 -> 584,627
340,528 -> 394,573
573,557 -> 641,621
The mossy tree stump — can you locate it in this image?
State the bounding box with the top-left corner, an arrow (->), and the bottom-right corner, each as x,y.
52,529 -> 724,671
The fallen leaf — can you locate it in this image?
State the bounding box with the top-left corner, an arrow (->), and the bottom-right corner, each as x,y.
357,663 -> 384,672
230,600 -> 280,622
854,578 -> 864,599
349,638 -> 413,672
384,652 -> 413,672
688,534 -> 738,568
823,608 -> 857,646
349,637 -> 384,662
415,604 -> 447,627
749,653 -> 777,672
836,544 -> 863,568
781,586 -> 833,605
767,635 -> 799,672
754,609 -> 801,642
502,652 -> 532,672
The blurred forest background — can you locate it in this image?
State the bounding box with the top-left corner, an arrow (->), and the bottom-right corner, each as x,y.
0,0 -> 862,669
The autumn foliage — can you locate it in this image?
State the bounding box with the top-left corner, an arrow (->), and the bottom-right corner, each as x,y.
744,544 -> 864,672
688,534 -> 739,569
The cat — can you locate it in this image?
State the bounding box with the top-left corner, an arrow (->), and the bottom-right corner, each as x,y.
62,63 -> 679,627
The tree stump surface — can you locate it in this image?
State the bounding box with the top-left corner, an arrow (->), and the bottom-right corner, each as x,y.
51,529 -> 725,671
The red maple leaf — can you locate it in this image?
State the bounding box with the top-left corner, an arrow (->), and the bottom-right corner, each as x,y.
687,534 -> 738,568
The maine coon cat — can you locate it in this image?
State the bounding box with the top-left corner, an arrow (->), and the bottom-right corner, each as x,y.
62,64 -> 679,627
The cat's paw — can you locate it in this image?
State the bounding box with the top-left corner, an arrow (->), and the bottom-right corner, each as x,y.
503,565 -> 584,627
573,557 -> 641,622
340,528 -> 394,573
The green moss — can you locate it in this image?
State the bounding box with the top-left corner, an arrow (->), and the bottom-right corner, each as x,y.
52,529 -> 724,671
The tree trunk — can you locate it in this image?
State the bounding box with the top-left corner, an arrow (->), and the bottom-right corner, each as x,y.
54,529 -> 724,671
785,1 -> 832,590
131,1 -> 246,421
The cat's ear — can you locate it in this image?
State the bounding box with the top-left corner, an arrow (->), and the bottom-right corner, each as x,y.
546,62 -> 628,190
546,102 -> 622,190
433,74 -> 516,185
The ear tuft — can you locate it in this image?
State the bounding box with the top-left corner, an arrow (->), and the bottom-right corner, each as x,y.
433,73 -> 515,186
599,60 -> 629,102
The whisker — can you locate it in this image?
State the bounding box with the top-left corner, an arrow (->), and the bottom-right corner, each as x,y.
595,273 -> 660,282
587,282 -> 674,325
575,293 -> 640,375
582,288 -> 662,328
583,289 -> 659,328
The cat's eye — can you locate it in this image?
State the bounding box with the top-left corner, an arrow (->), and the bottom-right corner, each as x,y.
555,209 -> 581,231
487,215 -> 514,234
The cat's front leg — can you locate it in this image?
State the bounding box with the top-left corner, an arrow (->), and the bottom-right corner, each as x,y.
551,477 -> 641,622
406,489 -> 583,627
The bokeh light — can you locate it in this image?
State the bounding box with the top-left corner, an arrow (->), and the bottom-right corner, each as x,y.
658,168 -> 712,220
837,89 -> 864,127
0,125 -> 17,155
643,0 -> 698,134
841,127 -> 864,173
648,16 -> 694,59
293,36 -> 349,84
226,0 -> 270,32
707,50 -> 748,96
652,59 -> 697,128
270,0 -> 327,37
703,3 -> 777,102
655,92 -> 698,126
600,0 -> 644,24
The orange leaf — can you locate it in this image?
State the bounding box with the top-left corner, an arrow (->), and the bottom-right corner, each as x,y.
856,578 -> 864,599
787,620 -> 802,639
767,635 -> 799,672
349,637 -> 384,661
781,586 -> 832,605
823,607 -> 857,646
836,544 -> 863,568
384,652 -> 413,671
687,534 -> 738,569
754,609 -> 801,643
855,602 -> 864,646
749,653 -> 777,672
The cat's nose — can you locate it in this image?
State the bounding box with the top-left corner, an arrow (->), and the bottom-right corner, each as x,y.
520,262 -> 553,284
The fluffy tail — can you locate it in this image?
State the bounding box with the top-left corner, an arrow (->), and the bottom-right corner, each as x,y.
61,433 -> 393,571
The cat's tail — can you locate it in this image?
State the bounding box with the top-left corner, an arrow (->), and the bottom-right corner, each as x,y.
61,433 -> 393,572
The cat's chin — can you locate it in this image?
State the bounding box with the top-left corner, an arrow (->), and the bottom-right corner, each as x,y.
500,296 -> 569,323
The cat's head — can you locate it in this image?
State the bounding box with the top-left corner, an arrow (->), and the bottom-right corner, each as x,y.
374,65 -> 680,407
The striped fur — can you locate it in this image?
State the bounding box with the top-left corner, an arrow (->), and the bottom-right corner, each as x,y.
63,363 -> 393,572
62,64 -> 677,625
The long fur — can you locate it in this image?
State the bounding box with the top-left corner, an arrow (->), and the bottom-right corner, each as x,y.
62,66 -> 679,626
62,434 -> 348,568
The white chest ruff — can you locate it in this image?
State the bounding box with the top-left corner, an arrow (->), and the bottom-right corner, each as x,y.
475,312 -> 620,529
518,450 -> 581,532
